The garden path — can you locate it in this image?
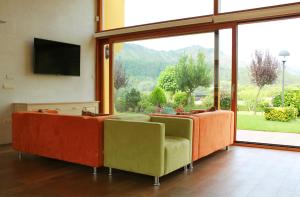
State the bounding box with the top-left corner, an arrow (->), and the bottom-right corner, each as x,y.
237,130 -> 300,147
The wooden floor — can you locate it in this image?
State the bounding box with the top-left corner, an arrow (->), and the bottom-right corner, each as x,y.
1,146 -> 300,197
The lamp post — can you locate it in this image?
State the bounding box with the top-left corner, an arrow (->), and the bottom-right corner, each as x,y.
279,50 -> 290,107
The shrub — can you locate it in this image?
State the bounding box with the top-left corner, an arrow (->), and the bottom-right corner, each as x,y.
115,88 -> 127,112
161,107 -> 175,114
238,87 -> 257,111
257,100 -> 271,112
184,104 -> 196,112
272,90 -> 300,116
175,105 -> 184,114
125,88 -> 141,112
137,94 -> 152,113
220,91 -> 231,110
173,92 -> 188,107
202,92 -> 231,110
143,106 -> 157,114
202,95 -> 213,108
264,107 -> 298,122
149,87 -> 167,107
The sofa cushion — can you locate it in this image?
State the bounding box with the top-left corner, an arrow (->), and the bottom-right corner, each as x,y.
164,136 -> 190,175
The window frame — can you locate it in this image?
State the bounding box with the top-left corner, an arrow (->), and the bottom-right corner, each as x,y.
95,0 -> 300,150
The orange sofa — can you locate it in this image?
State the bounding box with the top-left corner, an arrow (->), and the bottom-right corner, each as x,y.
12,112 -> 109,169
151,110 -> 234,162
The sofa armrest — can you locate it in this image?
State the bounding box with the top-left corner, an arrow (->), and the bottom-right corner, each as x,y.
104,119 -> 165,177
150,116 -> 192,141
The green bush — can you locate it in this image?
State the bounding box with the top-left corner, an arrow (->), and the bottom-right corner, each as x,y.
149,87 -> 167,107
220,91 -> 231,110
161,106 -> 175,114
202,92 -> 231,110
264,107 -> 298,122
115,88 -> 127,112
272,90 -> 300,116
137,94 -> 152,113
125,88 -> 141,112
202,95 -> 213,108
257,100 -> 271,112
184,104 -> 196,112
143,106 -> 157,114
173,92 -> 188,107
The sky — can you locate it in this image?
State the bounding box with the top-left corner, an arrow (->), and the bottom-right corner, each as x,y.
122,0 -> 300,72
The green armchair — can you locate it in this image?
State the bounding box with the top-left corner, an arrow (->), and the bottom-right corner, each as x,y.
104,116 -> 193,186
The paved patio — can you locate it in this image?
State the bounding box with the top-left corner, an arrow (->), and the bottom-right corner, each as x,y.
237,130 -> 300,147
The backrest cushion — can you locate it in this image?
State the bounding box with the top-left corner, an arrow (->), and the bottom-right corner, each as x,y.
108,114 -> 151,122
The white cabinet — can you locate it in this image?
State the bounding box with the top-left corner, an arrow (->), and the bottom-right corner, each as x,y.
13,101 -> 99,115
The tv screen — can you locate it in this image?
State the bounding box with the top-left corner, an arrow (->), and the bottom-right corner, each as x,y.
34,38 -> 80,76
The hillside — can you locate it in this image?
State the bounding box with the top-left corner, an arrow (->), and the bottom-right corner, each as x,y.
115,44 -> 217,78
115,43 -> 300,88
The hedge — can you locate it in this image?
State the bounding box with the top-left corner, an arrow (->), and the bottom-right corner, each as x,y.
272,90 -> 300,116
264,107 -> 298,122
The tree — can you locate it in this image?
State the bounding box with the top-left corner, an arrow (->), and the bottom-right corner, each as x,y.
249,50 -> 279,114
149,87 -> 167,107
114,60 -> 128,90
175,52 -> 211,104
158,66 -> 178,94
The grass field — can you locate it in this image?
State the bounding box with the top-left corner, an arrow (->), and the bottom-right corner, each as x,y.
237,111 -> 300,133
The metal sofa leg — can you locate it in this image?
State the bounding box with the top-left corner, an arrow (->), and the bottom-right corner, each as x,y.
225,146 -> 229,151
18,152 -> 22,160
93,167 -> 97,175
184,165 -> 188,171
108,167 -> 112,176
154,176 -> 160,186
189,162 -> 193,170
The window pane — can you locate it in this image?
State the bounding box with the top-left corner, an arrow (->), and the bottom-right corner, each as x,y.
219,29 -> 232,110
221,0 -> 299,13
103,0 -> 213,30
236,18 -> 300,146
113,33 -> 214,115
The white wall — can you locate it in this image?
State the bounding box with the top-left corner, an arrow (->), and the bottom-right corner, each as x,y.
0,0 -> 97,144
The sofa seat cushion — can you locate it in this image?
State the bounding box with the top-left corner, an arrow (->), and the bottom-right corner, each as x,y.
164,136 -> 190,175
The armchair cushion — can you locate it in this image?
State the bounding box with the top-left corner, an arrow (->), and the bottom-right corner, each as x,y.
150,116 -> 192,141
164,136 -> 190,174
151,116 -> 192,161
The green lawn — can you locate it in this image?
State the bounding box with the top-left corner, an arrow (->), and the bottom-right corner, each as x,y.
237,111 -> 300,133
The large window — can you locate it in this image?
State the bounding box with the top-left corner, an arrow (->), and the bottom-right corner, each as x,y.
103,0 -> 213,30
98,0 -> 300,147
220,0 -> 299,13
113,33 -> 215,115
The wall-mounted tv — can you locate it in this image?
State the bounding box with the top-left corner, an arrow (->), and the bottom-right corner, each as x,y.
34,38 -> 80,76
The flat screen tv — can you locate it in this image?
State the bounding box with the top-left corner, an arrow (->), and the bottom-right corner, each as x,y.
34,38 -> 80,76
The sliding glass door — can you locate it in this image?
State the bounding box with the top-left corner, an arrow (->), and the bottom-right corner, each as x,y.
236,18 -> 300,146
